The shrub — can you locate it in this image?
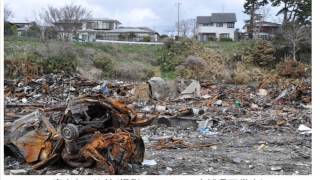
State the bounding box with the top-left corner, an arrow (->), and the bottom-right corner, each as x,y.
176,56 -> 208,80
93,54 -> 115,78
112,64 -> 154,81
119,34 -> 126,41
220,38 -> 233,42
41,47 -> 78,74
277,60 -> 306,78
252,41 -> 275,67
4,23 -> 17,36
27,23 -> 41,38
44,27 -> 58,40
4,59 -> 42,78
208,37 -> 217,41
160,34 -> 169,39
158,39 -> 203,73
143,36 -> 151,42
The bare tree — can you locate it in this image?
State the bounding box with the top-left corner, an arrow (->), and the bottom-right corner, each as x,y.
257,5 -> 272,22
4,5 -> 13,22
39,4 -> 91,41
282,23 -> 311,61
176,19 -> 195,37
189,19 -> 197,38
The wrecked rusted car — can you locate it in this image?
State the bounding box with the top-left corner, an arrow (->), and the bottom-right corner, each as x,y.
4,95 -> 158,174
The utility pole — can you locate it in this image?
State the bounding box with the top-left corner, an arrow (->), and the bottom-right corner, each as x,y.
176,1 -> 181,37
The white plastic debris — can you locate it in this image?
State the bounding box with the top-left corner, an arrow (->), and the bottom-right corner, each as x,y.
21,98 -> 28,103
300,104 -> 312,109
257,89 -> 268,96
192,108 -> 200,115
142,136 -> 150,144
142,159 -> 157,166
250,103 -> 259,110
214,100 -> 223,106
141,106 -> 153,112
155,105 -> 166,112
271,166 -> 282,171
69,86 -> 76,92
166,167 -> 173,171
33,94 -> 42,99
298,124 -> 312,134
201,94 -> 211,99
10,169 -> 28,175
92,85 -> 101,92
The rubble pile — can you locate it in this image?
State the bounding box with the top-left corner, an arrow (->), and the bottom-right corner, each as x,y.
4,75 -> 312,175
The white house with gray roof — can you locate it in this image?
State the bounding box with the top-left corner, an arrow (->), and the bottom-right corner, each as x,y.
196,13 -> 237,41
77,18 -> 159,42
78,18 -> 121,42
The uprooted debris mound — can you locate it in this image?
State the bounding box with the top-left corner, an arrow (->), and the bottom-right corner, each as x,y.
4,95 -> 158,174
277,60 -> 306,78
4,60 -> 42,79
258,73 -> 311,104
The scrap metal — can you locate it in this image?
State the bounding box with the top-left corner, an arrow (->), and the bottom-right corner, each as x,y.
4,95 -> 158,174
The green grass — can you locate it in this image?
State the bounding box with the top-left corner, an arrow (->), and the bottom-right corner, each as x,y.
161,71 -> 177,80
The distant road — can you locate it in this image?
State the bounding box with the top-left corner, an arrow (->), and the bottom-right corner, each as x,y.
96,40 -> 164,45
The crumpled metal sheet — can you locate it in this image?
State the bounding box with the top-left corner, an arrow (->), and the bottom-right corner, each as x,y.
5,95 -> 157,174
80,129 -> 144,174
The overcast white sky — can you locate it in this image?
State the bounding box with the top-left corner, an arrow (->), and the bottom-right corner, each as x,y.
5,0 -> 282,34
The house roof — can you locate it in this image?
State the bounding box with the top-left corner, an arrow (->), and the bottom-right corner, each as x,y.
107,28 -> 155,34
119,26 -> 157,32
82,18 -> 121,24
197,16 -> 212,24
11,22 -> 32,25
79,27 -> 159,35
211,13 -> 237,22
197,13 -> 237,24
256,21 -> 281,26
243,21 -> 281,28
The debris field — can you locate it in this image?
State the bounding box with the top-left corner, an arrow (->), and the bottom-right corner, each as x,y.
4,73 -> 312,175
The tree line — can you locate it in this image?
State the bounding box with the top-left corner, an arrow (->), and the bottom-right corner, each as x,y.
244,0 -> 311,61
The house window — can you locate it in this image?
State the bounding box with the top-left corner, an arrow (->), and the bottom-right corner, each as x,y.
220,33 -> 230,38
227,23 -> 234,28
216,23 -> 223,27
87,22 -> 94,29
82,34 -> 88,41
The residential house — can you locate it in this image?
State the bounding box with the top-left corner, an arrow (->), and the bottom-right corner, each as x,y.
77,18 -> 159,42
11,22 -> 33,36
53,17 -> 159,42
196,13 -> 237,41
78,18 -> 121,42
94,27 -> 159,42
243,21 -> 281,40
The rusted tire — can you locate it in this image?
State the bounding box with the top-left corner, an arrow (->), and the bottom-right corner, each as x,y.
61,124 -> 79,141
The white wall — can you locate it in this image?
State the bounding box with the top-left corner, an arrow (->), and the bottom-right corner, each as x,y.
197,23 -> 235,40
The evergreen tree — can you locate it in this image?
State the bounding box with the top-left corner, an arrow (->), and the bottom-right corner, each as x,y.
243,0 -> 268,39
270,0 -> 311,25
